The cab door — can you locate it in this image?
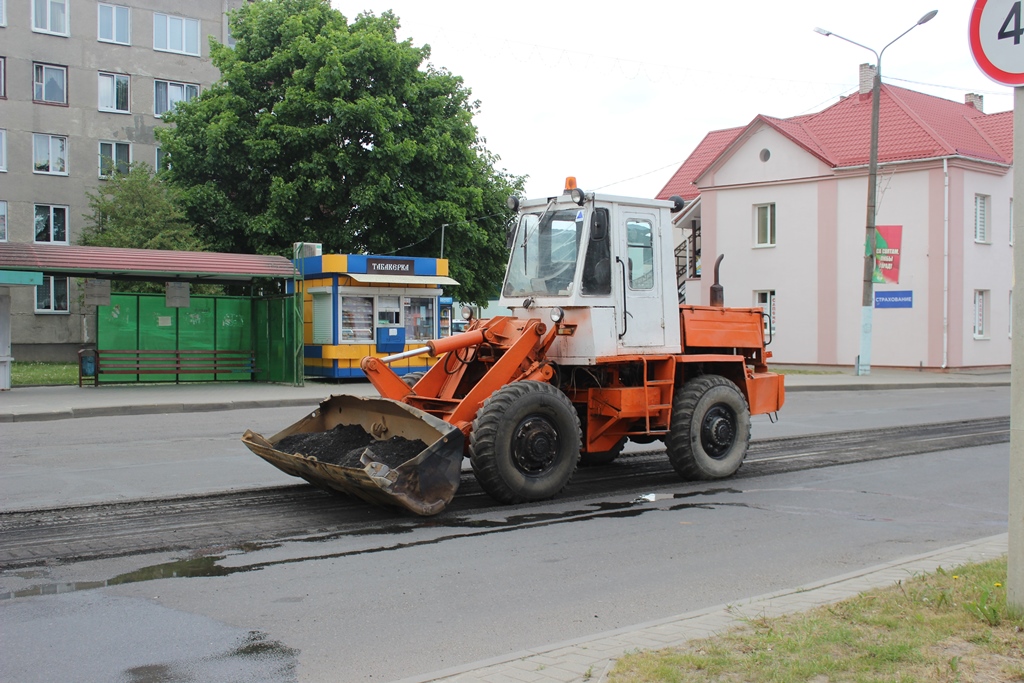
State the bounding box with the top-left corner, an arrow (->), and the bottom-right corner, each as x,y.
614,209 -> 665,349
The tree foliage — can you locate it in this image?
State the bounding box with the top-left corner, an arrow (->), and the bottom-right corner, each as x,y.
79,163 -> 213,293
159,0 -> 522,304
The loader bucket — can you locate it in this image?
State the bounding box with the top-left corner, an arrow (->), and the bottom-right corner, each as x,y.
241,394 -> 464,516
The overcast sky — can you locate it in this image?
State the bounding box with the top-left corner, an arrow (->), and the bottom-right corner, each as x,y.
331,1 -> 1011,200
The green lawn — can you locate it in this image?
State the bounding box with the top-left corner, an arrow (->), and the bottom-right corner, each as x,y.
11,362 -> 79,386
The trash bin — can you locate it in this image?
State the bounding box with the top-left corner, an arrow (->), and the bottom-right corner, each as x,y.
80,355 -> 95,376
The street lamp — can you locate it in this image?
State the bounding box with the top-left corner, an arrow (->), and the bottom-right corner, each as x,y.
815,10 -> 937,376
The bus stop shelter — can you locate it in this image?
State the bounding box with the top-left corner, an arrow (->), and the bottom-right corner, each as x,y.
0,242 -> 303,388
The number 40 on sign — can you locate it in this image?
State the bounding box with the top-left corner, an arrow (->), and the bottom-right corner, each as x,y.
971,0 -> 1024,84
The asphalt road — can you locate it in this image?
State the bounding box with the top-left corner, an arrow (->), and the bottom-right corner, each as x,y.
0,386 -> 1012,682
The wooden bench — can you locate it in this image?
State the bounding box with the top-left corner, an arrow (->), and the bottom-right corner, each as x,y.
79,349 -> 256,387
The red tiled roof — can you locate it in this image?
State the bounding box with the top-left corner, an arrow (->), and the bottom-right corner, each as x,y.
0,243 -> 299,282
657,85 -> 1012,201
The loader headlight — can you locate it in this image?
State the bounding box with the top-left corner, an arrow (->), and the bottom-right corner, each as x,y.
460,305 -> 474,321
549,307 -> 564,323
569,187 -> 585,206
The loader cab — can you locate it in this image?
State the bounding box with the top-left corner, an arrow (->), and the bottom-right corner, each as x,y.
499,184 -> 683,362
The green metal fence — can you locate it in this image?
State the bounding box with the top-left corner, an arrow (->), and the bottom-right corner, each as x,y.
97,293 -> 301,384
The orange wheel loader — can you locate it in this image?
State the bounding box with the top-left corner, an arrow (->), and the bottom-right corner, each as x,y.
243,179 -> 785,515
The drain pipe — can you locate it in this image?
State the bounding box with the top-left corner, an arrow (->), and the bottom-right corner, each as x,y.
943,158 -> 949,369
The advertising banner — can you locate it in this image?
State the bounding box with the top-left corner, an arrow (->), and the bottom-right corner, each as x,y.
873,225 -> 902,284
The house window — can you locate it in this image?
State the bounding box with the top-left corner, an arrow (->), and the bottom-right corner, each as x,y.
975,194 -> 990,243
155,146 -> 169,170
0,129 -> 6,171
36,275 -> 69,313
33,0 -> 68,35
99,141 -> 130,177
34,204 -> 68,243
154,80 -> 199,117
340,296 -> 373,341
98,72 -> 129,112
154,14 -> 200,56
755,290 -> 776,335
33,133 -> 68,175
0,0 -> 6,26
33,63 -> 67,104
755,204 -> 776,246
0,56 -> 6,97
626,219 -> 655,290
97,3 -> 129,44
0,201 -> 7,241
404,297 -> 435,341
974,289 -> 989,338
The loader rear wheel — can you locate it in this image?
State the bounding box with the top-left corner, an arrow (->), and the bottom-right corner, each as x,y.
666,375 -> 750,480
470,381 -> 581,504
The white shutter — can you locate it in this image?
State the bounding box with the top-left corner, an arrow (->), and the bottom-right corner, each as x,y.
312,292 -> 333,345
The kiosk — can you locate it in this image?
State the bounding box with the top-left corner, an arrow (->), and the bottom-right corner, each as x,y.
297,253 -> 459,379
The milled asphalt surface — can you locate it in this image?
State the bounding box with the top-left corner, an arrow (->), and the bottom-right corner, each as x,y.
0,367 -> 1013,683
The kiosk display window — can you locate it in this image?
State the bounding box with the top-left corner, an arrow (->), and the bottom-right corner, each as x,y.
341,296 -> 373,341
403,297 -> 434,341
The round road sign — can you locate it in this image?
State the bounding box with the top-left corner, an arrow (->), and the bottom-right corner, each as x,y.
971,0 -> 1024,84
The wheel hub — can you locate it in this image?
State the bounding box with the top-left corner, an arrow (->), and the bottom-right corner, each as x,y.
511,416 -> 560,474
700,405 -> 736,459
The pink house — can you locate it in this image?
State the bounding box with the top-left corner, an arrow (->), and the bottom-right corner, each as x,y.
659,65 -> 1013,369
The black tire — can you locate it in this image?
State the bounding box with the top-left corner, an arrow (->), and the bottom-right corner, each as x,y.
666,375 -> 750,480
401,372 -> 425,389
470,381 -> 581,504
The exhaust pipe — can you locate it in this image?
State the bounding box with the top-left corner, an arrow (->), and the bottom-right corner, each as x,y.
710,255 -> 725,307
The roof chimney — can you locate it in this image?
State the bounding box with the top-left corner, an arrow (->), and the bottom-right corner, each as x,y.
859,63 -> 877,95
965,93 -> 984,112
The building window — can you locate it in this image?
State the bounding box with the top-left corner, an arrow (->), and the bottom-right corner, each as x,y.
33,63 -> 67,104
1010,291 -> 1014,338
154,80 -> 199,117
1010,198 -> 1014,246
0,201 -> 7,241
33,134 -> 68,174
0,129 -> 6,171
33,0 -> 68,35
155,146 -> 169,170
975,194 -> 990,243
33,133 -> 68,175
98,72 -> 129,112
36,275 -> 69,313
34,204 -> 68,243
404,297 -> 435,341
0,0 -> 6,26
974,289 -> 989,338
755,290 -> 776,335
97,3 -> 129,44
755,204 -> 776,247
0,56 -> 6,97
341,296 -> 373,341
99,141 -> 130,177
154,14 -> 200,56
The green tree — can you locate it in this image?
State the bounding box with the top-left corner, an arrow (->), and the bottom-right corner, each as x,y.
158,0 -> 522,304
80,162 -> 213,293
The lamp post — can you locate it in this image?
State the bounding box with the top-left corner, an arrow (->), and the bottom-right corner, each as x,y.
815,10 -> 937,376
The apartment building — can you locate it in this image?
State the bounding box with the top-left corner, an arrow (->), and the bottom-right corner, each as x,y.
0,0 -> 244,360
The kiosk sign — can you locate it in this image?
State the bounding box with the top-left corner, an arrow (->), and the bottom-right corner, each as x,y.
970,0 -> 1024,84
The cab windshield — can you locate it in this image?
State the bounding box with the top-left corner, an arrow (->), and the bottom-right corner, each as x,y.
502,207 -> 583,297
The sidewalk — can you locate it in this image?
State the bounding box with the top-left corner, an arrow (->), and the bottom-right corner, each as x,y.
0,366 -> 1011,422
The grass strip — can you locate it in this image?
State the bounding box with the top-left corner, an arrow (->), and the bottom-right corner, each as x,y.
610,557 -> 1024,683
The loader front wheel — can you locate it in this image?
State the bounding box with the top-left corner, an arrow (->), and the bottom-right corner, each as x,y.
470,381 -> 581,504
667,375 -> 750,480
401,372 -> 425,389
